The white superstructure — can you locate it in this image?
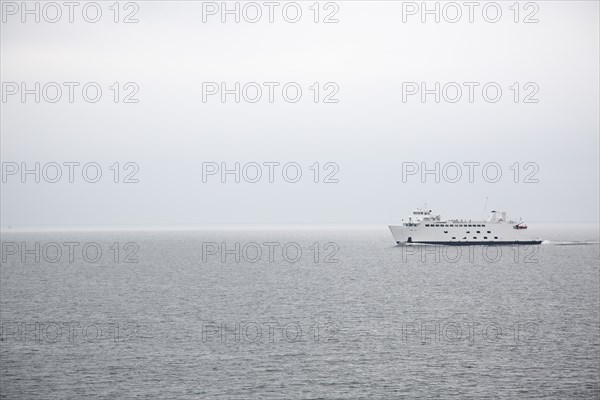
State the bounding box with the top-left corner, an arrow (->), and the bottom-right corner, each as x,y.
389,207 -> 542,245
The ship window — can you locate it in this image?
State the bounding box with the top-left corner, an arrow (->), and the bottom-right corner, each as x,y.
444,231 -> 448,233
487,231 -> 491,233
484,237 -> 488,239
452,237 -> 456,239
466,231 -> 470,233
477,231 -> 480,233
425,224 -> 429,227
473,237 -> 477,239
494,236 -> 498,239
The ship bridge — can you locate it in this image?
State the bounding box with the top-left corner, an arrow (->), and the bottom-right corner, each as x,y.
403,208 -> 443,226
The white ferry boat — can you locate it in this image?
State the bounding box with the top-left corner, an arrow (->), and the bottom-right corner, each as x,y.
389,207 -> 542,245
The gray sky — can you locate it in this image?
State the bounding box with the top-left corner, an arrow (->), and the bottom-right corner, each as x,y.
1,1 -> 598,226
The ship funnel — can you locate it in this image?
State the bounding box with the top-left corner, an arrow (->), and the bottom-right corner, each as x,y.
488,211 -> 497,222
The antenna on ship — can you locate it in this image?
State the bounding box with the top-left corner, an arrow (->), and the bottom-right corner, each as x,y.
482,197 -> 488,219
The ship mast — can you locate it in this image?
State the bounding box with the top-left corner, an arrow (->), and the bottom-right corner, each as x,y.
482,197 -> 488,220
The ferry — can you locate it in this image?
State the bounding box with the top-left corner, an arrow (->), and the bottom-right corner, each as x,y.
389,207 -> 542,245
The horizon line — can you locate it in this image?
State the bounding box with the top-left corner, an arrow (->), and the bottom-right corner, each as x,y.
1,221 -> 599,233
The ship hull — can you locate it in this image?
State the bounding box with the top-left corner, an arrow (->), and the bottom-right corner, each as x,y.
393,240 -> 542,245
389,223 -> 541,245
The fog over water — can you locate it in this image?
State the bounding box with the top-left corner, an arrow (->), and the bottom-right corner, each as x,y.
1,1 -> 599,399
1,1 -> 599,226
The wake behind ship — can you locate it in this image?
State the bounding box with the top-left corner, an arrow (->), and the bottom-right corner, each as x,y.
389,208 -> 542,245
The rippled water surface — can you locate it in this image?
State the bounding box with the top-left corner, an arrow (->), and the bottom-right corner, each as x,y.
1,223 -> 598,398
